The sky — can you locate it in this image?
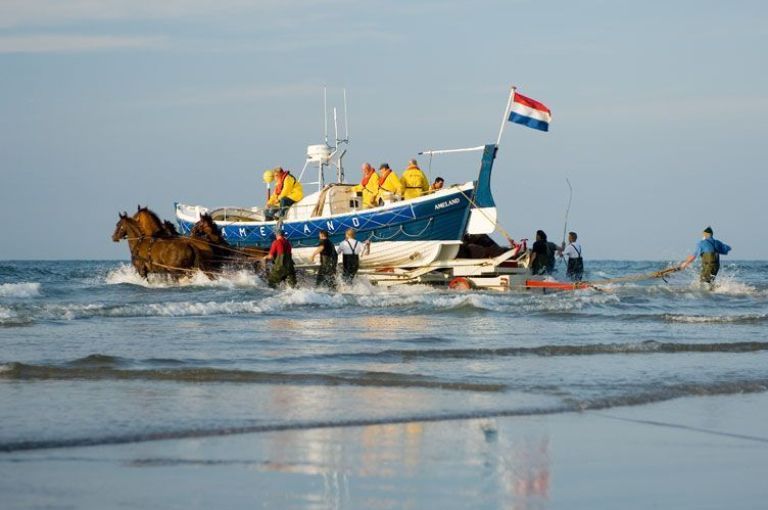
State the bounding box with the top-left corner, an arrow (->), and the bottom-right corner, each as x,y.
0,0 -> 765,260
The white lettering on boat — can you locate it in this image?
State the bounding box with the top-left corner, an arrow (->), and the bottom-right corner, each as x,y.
303,224 -> 311,234
352,217 -> 360,227
326,220 -> 335,231
434,198 -> 460,210
259,227 -> 266,237
239,228 -> 247,237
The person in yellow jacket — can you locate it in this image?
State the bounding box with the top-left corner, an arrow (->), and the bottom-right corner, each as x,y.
266,167 -> 303,219
400,159 -> 429,200
376,163 -> 402,204
351,163 -> 379,208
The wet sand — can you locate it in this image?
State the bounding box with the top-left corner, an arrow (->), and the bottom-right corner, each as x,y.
2,392 -> 766,509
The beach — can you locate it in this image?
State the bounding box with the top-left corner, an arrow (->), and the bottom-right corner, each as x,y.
2,393 -> 766,509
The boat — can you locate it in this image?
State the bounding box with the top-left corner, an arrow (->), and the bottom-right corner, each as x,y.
175,91 -> 500,268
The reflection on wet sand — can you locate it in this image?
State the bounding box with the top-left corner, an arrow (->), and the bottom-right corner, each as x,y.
258,418 -> 550,509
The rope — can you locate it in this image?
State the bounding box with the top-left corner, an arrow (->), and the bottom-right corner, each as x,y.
457,189 -> 515,241
583,266 -> 682,287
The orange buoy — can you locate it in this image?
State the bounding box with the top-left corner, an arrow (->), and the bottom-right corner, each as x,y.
448,277 -> 475,290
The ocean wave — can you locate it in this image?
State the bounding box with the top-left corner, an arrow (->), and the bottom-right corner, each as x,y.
0,287 -> 626,322
1,288 -> 346,320
0,362 -> 504,392
664,313 -> 768,324
0,305 -> 33,327
0,282 -> 41,298
275,340 -> 768,363
105,264 -> 266,289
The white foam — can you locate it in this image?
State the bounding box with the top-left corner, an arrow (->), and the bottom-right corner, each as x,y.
664,313 -> 768,324
0,305 -> 18,321
0,282 -> 41,298
105,264 -> 266,289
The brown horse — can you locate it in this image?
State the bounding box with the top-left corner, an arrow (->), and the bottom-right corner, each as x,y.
191,213 -> 268,263
189,213 -> 235,270
133,206 -> 244,270
112,213 -> 207,279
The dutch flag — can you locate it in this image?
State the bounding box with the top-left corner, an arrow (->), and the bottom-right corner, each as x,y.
508,92 -> 551,132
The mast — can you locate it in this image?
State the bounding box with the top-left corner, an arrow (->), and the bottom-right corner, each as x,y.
495,86 -> 516,147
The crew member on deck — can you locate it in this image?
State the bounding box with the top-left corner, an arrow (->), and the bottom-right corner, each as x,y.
561,231 -> 584,281
266,167 -> 303,220
352,163 -> 379,208
263,230 -> 297,288
376,163 -> 402,204
679,226 -> 731,285
336,229 -> 370,283
430,177 -> 445,191
310,230 -> 338,290
400,159 -> 429,200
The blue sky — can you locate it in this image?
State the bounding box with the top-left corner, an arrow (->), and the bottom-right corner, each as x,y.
0,0 -> 765,260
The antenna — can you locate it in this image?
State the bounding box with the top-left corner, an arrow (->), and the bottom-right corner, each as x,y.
343,88 -> 349,141
333,107 -> 339,146
323,87 -> 328,146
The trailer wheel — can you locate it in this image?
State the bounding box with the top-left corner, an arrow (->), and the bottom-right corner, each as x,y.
448,277 -> 475,291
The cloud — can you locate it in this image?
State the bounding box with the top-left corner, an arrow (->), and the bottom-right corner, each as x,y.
0,0 -> 342,28
0,34 -> 165,53
146,83 -> 323,107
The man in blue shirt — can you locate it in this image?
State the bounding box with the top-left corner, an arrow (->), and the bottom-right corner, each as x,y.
679,226 -> 731,284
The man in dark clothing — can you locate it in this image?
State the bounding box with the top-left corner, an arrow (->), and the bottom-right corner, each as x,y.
264,230 -> 297,288
530,230 -> 554,275
310,230 -> 337,289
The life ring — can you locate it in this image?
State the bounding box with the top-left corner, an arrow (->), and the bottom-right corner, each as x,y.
448,277 -> 475,291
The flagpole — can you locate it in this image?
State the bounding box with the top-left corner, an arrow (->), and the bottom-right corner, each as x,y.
495,86 -> 516,147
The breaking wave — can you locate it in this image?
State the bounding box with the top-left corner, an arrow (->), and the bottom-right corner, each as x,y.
0,282 -> 41,298
664,313 -> 768,324
0,361 -> 504,392
105,264 -> 266,289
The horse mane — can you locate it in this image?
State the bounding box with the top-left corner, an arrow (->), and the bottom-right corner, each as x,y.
135,206 -> 164,227
201,213 -> 224,239
163,220 -> 179,236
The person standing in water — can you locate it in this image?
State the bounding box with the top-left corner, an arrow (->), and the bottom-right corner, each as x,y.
561,231 -> 584,281
336,229 -> 370,283
530,230 -> 555,275
310,230 -> 338,290
263,230 -> 297,288
679,226 -> 731,285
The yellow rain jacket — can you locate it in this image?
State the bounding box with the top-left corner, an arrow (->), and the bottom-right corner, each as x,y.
352,171 -> 380,208
400,164 -> 429,200
376,169 -> 402,202
268,173 -> 304,206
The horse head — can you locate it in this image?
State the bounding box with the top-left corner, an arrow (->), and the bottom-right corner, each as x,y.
112,212 -> 130,242
190,213 -> 226,245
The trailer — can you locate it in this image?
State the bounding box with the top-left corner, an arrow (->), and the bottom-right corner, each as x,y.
356,248 -> 551,292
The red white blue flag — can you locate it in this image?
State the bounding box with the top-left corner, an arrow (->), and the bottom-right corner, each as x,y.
508,92 -> 551,132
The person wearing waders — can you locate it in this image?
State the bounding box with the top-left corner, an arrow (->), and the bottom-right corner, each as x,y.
336,228 -> 370,284
310,230 -> 338,290
561,231 -> 584,281
530,230 -> 555,275
679,226 -> 731,286
264,230 -> 297,288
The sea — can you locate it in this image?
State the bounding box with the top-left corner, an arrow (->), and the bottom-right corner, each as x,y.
1,259 -> 767,453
